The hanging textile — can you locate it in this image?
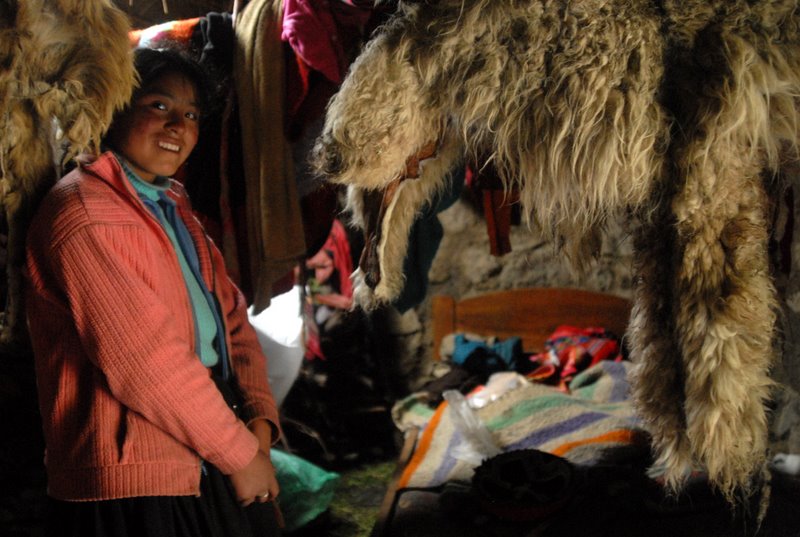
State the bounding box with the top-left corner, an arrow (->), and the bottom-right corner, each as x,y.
234,0 -> 306,313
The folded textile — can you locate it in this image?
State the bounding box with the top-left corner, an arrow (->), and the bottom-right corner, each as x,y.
451,333 -> 522,372
394,360 -> 647,489
439,332 -> 522,368
524,325 -> 624,388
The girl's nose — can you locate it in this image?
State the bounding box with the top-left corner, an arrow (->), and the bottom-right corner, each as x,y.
166,113 -> 187,133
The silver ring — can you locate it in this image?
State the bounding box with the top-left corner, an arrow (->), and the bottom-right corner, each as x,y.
260,492 -> 270,499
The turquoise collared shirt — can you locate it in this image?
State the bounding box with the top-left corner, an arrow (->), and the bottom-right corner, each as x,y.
117,155 -> 220,368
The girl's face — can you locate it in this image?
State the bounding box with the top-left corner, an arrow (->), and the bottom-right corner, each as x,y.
109,71 -> 201,182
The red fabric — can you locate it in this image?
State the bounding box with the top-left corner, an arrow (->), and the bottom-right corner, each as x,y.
526,326 -> 623,390
303,218 -> 354,361
25,152 -> 279,500
304,298 -> 324,361
483,189 -> 513,256
281,0 -> 374,127
285,47 -> 314,119
282,0 -> 348,84
320,218 -> 353,299
281,0 -> 373,82
467,162 -> 519,257
128,17 -> 201,47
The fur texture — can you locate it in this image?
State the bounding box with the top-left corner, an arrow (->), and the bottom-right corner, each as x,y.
0,0 -> 135,343
313,0 -> 800,501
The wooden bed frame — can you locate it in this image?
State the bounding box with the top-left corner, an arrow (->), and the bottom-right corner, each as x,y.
371,287 -> 632,536
432,287 -> 632,358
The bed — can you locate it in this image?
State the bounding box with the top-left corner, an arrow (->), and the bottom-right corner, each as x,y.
366,286 -> 800,537
370,287 -> 638,537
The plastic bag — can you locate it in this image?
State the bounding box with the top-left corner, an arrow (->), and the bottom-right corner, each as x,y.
249,286 -> 305,407
443,389 -> 502,466
271,448 -> 340,531
468,372 -> 527,409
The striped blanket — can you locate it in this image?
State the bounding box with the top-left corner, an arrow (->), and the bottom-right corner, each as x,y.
393,360 -> 648,489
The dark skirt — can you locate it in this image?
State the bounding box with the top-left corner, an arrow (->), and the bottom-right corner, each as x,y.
44,463 -> 281,537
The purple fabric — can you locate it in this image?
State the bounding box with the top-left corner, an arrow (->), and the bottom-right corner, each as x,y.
432,430 -> 464,485
602,361 -> 630,403
505,412 -> 608,452
338,0 -> 376,6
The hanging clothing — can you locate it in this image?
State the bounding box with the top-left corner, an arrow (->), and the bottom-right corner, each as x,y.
234,0 -> 307,313
282,0 -> 346,85
281,0 -> 373,86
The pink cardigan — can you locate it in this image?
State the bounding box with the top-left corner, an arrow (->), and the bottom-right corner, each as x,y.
25,152 -> 280,501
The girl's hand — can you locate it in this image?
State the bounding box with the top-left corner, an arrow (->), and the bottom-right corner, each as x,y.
228,449 -> 280,506
248,418 -> 274,454
246,419 -> 280,503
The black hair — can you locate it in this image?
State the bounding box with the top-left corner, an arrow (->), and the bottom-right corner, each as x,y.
103,46 -> 217,151
131,46 -> 213,114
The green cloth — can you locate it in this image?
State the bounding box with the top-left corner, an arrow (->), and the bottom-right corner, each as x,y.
270,449 -> 340,531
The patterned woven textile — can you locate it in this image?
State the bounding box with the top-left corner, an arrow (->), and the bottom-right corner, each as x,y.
393,361 -> 648,489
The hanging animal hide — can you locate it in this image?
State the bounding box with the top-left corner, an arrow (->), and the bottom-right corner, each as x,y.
313,0 -> 800,502
0,0 -> 135,344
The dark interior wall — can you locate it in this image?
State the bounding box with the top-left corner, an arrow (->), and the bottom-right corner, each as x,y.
112,0 -> 233,29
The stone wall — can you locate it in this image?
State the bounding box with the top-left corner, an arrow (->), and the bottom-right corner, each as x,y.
383,196 -> 634,388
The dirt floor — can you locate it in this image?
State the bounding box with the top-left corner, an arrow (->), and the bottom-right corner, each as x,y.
5,352 -> 800,537
286,460 -> 395,537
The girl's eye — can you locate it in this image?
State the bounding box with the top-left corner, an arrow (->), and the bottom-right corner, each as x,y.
185,111 -> 199,121
151,101 -> 168,111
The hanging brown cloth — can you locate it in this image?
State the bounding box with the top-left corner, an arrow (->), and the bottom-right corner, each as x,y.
233,0 -> 306,313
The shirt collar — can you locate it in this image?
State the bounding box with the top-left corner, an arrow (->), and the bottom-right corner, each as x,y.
111,151 -> 171,202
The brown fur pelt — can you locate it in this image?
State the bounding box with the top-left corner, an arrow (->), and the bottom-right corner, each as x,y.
0,0 -> 135,344
313,0 -> 800,502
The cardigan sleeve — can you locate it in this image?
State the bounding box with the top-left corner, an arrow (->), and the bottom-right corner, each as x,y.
43,221 -> 260,475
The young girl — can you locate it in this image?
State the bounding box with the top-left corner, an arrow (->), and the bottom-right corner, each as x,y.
25,47 -> 281,536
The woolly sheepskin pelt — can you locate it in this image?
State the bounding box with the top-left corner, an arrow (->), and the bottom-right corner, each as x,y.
314,0 -> 800,502
0,0 -> 135,343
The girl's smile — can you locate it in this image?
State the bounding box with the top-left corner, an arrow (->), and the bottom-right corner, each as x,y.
108,71 -> 201,182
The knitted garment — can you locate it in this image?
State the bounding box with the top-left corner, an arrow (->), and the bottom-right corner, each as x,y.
25,152 -> 279,500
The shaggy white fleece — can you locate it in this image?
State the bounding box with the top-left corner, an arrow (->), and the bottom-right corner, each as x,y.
314,0 -> 800,503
